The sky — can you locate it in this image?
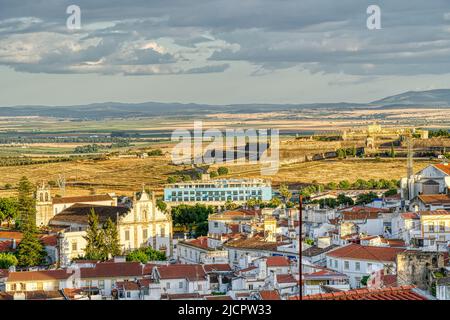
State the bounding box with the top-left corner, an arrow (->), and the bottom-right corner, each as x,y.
0,0 -> 450,106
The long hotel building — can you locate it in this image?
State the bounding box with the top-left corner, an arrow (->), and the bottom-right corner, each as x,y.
163,178 -> 272,206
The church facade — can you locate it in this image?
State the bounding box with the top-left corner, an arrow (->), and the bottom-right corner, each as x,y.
35,184 -> 173,266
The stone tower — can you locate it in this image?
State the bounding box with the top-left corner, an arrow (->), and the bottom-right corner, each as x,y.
35,182 -> 53,227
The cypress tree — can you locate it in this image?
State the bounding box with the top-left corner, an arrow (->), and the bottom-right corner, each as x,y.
83,209 -> 106,260
102,218 -> 121,259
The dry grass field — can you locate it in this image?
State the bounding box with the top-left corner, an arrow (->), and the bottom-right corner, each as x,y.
0,155 -> 436,198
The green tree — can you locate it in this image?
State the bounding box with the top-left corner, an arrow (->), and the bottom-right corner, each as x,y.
102,218 -> 121,259
17,176 -> 36,230
0,197 -> 18,226
338,180 -> 351,190
337,193 -> 354,206
126,246 -> 166,263
224,200 -> 238,210
194,221 -> 209,237
126,249 -> 148,263
268,197 -> 282,208
384,189 -> 398,197
279,184 -> 292,204
156,199 -> 167,212
217,167 -> 229,175
83,209 -> 106,260
16,229 -> 47,267
209,171 -> 218,178
356,192 -> 378,205
0,253 -> 18,269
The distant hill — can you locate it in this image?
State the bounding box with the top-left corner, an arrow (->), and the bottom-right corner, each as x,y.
370,89 -> 450,108
1,89 -> 449,119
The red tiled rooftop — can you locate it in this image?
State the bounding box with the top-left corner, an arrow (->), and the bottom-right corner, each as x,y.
80,262 -> 143,279
52,194 -> 113,205
7,269 -> 73,282
266,256 -> 290,267
401,212 -> 420,219
156,264 -> 206,281
180,236 -> 209,249
259,290 -> 281,300
276,274 -> 297,284
116,281 -> 140,291
203,264 -> 232,272
434,163 -> 450,175
303,286 -> 428,300
0,231 -> 23,241
418,195 -> 450,205
326,244 -> 405,262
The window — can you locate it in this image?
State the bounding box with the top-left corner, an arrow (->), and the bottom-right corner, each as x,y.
344,261 -> 350,270
160,226 -> 165,238
248,284 -> 254,290
355,262 -> 361,271
334,260 -> 338,269
98,280 -> 105,289
214,222 -> 219,228
367,263 -> 373,271
126,292 -> 131,298
125,230 -> 130,241
166,282 -> 171,289
143,229 -> 148,239
428,222 -> 435,232
355,277 -> 361,288
439,222 -> 445,232
179,281 -> 183,289
10,283 -> 16,291
71,241 -> 78,251
20,283 -> 26,291
198,284 -> 202,291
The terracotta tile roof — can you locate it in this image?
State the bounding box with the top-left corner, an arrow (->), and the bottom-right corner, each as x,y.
7,270 -> 73,282
49,203 -> 129,225
52,194 -> 113,205
179,236 -> 210,250
418,195 -> 450,205
302,245 -> 339,257
303,286 -> 429,300
138,278 -> 156,286
164,293 -> 201,300
224,235 -> 286,251
203,264 -> 232,272
276,274 -> 297,284
303,269 -> 348,280
239,266 -> 258,273
344,206 -> 390,213
0,269 -> 9,278
434,163 -> 450,175
326,244 -> 405,262
0,231 -> 23,241
40,234 -> 58,246
0,240 -> 17,253
266,256 -> 290,267
342,211 -> 379,221
401,212 -> 420,219
418,209 -> 450,215
142,263 -> 157,275
156,264 -> 206,281
80,262 -> 143,279
236,292 -> 251,297
259,290 -> 281,300
116,281 -> 140,291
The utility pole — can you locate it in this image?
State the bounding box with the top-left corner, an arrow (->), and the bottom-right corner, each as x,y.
299,194 -> 303,300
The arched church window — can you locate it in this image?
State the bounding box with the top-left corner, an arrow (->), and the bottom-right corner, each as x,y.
39,193 -> 44,202
45,192 -> 49,202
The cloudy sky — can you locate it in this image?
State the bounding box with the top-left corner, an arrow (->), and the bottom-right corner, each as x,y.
1,0 -> 450,106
